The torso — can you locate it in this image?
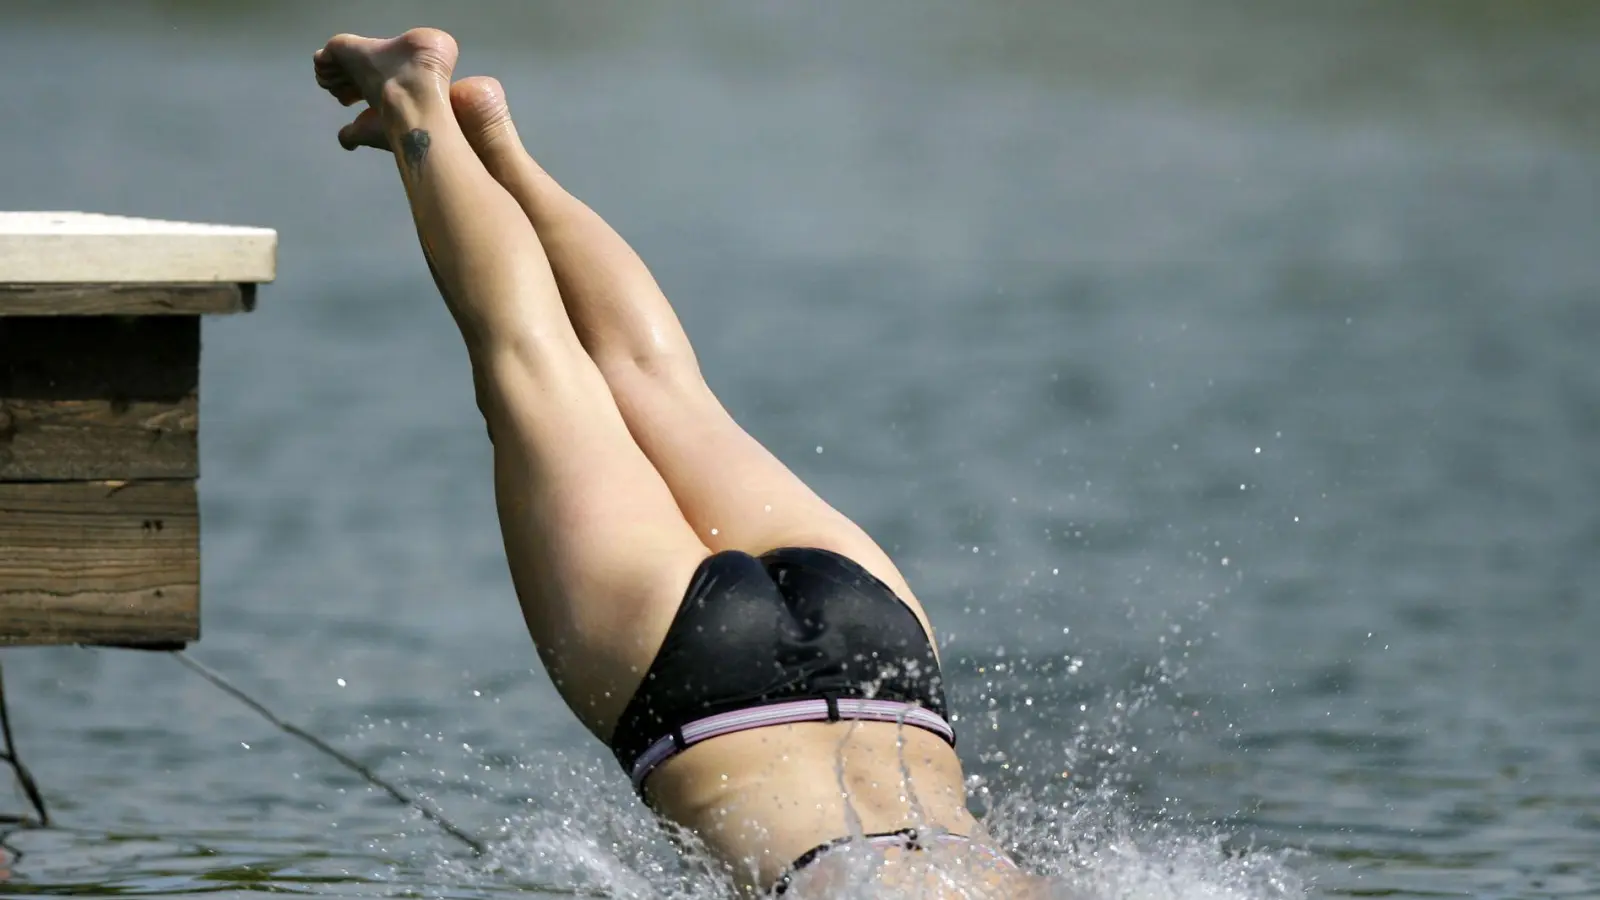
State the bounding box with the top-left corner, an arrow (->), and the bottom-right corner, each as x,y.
596,547 -> 989,892
643,721 -> 982,890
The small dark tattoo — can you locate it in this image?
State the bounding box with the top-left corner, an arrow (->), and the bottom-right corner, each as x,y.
400,128 -> 431,174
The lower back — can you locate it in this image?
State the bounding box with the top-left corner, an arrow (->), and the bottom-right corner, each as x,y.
645,721 -> 979,888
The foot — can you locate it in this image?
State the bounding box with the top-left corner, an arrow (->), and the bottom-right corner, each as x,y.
449,77 -> 516,152
335,75 -> 515,154
314,28 -> 459,149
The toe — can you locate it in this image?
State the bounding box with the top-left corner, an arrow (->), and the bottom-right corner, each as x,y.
313,50 -> 357,101
316,75 -> 364,106
333,84 -> 364,107
338,107 -> 388,151
324,33 -> 368,52
313,44 -> 348,74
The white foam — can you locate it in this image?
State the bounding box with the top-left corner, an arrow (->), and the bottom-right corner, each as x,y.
399,644 -> 1303,898
411,757 -> 1302,899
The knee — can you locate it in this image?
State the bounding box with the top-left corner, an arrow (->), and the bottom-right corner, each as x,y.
468,330 -> 601,423
594,344 -> 706,397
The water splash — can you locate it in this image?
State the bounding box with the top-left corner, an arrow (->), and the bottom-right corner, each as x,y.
392,655 -> 1305,900
421,757 -> 740,899
984,786 -> 1304,900
411,767 -> 1302,899
354,598 -> 1304,899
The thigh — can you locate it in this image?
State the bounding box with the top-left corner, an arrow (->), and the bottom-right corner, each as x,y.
475,343 -> 711,739
597,361 -> 938,644
334,75 -> 712,741
436,104 -> 933,643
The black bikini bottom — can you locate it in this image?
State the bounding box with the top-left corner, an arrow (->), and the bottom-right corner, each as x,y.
609,547 -> 955,792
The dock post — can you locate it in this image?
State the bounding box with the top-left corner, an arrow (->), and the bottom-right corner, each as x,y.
0,212 -> 277,648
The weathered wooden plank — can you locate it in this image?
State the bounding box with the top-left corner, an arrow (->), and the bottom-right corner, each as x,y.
0,212 -> 276,284
0,480 -> 198,647
0,398 -> 197,481
0,283 -> 253,316
0,317 -> 198,480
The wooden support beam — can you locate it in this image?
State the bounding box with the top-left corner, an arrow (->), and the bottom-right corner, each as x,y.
0,317 -> 199,481
0,283 -> 254,316
0,211 -> 275,648
0,480 -> 198,647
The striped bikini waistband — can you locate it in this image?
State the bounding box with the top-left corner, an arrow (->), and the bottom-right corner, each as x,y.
629,696 -> 956,789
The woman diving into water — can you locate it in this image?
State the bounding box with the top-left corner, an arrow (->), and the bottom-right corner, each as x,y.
314,28 -> 1048,898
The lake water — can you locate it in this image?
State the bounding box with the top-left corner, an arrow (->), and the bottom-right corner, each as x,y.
1,2 -> 1597,897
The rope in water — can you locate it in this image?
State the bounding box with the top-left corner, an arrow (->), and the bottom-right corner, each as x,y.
0,652 -> 485,856
169,651 -> 488,856
0,659 -> 50,827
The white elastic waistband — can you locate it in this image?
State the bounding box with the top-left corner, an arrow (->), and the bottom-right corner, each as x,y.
630,697 -> 955,789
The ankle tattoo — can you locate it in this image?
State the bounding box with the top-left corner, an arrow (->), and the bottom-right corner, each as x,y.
400,128 -> 432,176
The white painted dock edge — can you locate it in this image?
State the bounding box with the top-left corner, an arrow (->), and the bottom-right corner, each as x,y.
0,212 -> 277,283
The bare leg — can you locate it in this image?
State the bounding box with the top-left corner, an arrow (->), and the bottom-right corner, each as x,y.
442,77 -> 937,641
314,32 -> 708,736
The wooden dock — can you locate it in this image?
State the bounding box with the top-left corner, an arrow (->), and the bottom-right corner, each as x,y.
0,212 -> 276,648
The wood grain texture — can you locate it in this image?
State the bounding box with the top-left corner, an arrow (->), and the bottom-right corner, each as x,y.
0,283 -> 253,316
0,212 -> 276,284
0,480 -> 198,647
0,398 -> 198,481
0,316 -> 198,480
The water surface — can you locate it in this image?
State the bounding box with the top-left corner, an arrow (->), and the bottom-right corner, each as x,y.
1,2 -> 1596,897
